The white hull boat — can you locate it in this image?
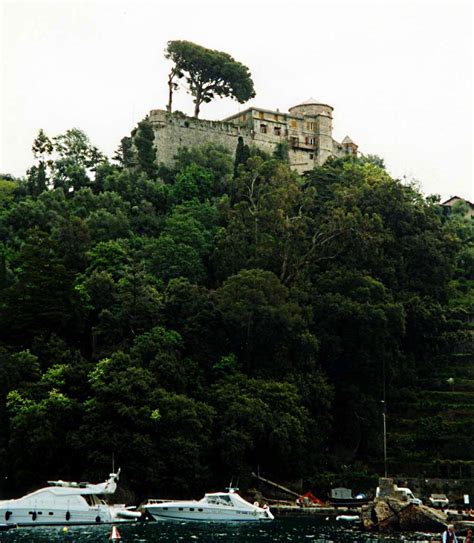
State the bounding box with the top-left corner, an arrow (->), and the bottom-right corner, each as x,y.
0,470 -> 141,527
144,488 -> 274,522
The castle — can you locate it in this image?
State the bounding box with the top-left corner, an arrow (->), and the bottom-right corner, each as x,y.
149,98 -> 358,174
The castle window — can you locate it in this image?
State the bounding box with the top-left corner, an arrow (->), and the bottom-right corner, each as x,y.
291,120 -> 297,128
307,122 -> 315,130
259,111 -> 264,119
309,153 -> 314,159
290,136 -> 299,147
260,124 -> 267,134
274,114 -> 279,121
274,126 -> 281,136
241,114 -> 247,122
305,136 -> 309,144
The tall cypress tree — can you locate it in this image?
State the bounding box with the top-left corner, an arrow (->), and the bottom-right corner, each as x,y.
273,141 -> 289,163
114,136 -> 135,169
134,118 -> 158,179
234,136 -> 250,178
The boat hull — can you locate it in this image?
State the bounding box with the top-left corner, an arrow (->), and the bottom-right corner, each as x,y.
0,506 -> 138,527
145,505 -> 272,522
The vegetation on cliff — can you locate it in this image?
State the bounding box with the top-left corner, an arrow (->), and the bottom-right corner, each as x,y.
0,126 -> 472,499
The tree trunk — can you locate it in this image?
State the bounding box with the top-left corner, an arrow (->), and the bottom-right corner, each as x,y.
167,71 -> 174,113
193,87 -> 202,118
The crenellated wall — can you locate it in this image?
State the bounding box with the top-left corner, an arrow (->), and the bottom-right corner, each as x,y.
149,105 -> 357,174
149,109 -> 251,166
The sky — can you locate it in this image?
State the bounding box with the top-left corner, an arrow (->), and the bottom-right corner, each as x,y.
1,0 -> 473,200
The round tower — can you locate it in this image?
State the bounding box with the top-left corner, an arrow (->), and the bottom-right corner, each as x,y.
289,98 -> 334,165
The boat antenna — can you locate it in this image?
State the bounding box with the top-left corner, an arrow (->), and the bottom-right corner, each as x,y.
228,478 -> 239,492
112,452 -> 115,474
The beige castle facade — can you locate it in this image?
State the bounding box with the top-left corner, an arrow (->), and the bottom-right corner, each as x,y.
149,98 -> 357,174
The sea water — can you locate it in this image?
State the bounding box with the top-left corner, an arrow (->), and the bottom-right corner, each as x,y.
0,518 -> 439,543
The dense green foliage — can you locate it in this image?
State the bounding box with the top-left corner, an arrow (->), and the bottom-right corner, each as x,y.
0,127 -> 472,500
165,40 -> 256,117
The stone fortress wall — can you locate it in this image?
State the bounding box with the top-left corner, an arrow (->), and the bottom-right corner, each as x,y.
149,98 -> 357,174
148,110 -> 252,166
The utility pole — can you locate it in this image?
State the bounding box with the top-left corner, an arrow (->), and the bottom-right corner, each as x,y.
381,400 -> 387,477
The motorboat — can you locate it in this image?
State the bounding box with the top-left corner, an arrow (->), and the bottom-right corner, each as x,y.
143,487 -> 274,522
0,470 -> 142,526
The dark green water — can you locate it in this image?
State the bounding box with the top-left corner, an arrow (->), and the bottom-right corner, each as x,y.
0,519 -> 436,543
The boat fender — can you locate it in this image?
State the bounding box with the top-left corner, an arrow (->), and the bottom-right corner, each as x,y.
96,516 -> 101,523
263,504 -> 269,510
66,511 -> 71,521
32,512 -> 37,521
253,501 -> 259,507
5,511 -> 12,521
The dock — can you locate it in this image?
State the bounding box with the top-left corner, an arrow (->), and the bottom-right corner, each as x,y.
270,505 -> 362,517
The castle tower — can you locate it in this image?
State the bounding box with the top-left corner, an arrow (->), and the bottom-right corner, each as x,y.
341,135 -> 358,155
288,98 -> 334,165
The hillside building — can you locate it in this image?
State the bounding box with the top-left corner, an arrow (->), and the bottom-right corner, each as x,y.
149,98 -> 357,174
441,196 -> 474,219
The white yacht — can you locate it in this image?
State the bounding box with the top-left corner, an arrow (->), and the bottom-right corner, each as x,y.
0,470 -> 141,527
144,488 -> 274,522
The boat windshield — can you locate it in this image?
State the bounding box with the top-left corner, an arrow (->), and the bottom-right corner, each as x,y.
205,495 -> 233,506
83,494 -> 105,506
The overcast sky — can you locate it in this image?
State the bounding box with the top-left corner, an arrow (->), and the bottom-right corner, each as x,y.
1,0 -> 472,200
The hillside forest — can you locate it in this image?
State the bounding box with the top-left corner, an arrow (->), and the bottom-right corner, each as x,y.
0,120 -> 472,500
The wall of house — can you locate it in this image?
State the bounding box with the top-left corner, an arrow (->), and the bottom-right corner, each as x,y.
442,197 -> 474,219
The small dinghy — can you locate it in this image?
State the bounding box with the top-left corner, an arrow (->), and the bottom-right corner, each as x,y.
336,514 -> 361,523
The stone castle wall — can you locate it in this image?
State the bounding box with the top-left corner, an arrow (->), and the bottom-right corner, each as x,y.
149,110 -> 252,167
149,108 -> 355,174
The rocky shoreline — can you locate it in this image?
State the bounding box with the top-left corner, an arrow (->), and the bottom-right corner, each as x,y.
360,478 -> 474,534
362,497 -> 447,532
